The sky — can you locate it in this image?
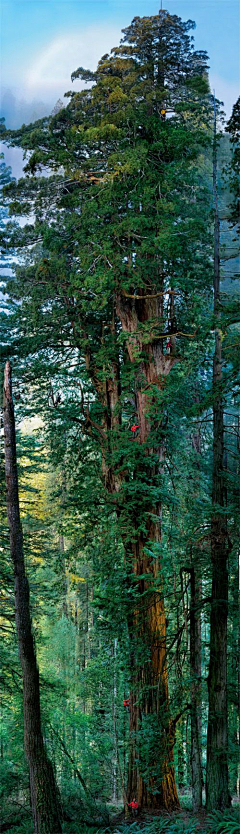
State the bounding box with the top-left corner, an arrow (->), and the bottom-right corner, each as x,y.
0,0 -> 239,130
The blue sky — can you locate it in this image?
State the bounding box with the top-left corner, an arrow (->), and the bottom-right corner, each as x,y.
0,0 -> 239,122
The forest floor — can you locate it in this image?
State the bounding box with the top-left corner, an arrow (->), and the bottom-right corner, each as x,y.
111,808 -> 207,828
103,795 -> 240,834
1,794 -> 239,834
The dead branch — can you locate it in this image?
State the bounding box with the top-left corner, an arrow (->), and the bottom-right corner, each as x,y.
122,289 -> 180,300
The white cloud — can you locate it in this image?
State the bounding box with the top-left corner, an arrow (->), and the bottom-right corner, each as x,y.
24,30 -> 238,120
3,24 -> 238,125
25,24 -> 122,100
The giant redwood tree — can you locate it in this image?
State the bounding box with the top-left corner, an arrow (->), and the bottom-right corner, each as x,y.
3,10 -> 213,809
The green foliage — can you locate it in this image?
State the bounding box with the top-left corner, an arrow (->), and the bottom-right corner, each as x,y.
5,822 -> 33,834
226,96 -> 240,222
206,809 -> 240,834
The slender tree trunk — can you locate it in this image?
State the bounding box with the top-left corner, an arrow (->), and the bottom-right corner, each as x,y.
112,638 -> 128,815
59,533 -> 68,617
112,638 -> 118,805
3,361 -> 62,834
190,567 -> 203,811
177,718 -> 185,789
185,714 -> 191,788
190,420 -> 203,808
206,107 -> 231,811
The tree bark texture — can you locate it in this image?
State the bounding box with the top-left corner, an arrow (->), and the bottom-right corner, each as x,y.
126,521 -> 178,809
189,568 -> 203,811
206,109 -> 231,811
189,418 -> 203,810
79,290 -> 179,809
3,361 -> 62,834
116,291 -> 179,809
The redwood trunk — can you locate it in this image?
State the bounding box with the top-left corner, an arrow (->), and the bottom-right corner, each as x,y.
83,294 -> 179,809
126,522 -> 179,809
3,361 -> 62,834
116,290 -> 179,809
206,107 -> 231,810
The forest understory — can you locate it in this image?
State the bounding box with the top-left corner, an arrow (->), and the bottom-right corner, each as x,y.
1,795 -> 240,834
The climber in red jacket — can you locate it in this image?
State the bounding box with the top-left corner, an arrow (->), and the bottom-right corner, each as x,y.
128,798 -> 138,816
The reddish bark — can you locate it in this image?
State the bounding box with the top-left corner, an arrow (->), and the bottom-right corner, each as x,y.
116,291 -> 179,809
80,292 -> 179,809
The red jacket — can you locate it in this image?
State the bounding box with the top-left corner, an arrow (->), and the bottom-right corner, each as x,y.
128,801 -> 138,810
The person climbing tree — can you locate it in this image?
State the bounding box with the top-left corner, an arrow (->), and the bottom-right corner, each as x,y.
128,798 -> 139,817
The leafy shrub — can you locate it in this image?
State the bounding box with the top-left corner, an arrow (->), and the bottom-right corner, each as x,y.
8,822 -> 33,834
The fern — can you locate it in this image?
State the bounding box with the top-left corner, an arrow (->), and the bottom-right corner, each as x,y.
206,809 -> 240,834
106,816 -> 202,833
94,808 -> 240,834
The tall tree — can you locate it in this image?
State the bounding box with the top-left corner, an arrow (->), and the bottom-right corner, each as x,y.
3,9 -> 212,810
206,100 -> 232,811
189,563 -> 203,811
226,96 -> 240,223
3,360 -> 62,834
